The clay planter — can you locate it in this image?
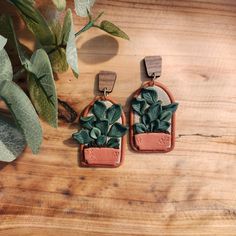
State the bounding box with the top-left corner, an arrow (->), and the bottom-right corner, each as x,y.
134,132 -> 171,151
84,147 -> 120,165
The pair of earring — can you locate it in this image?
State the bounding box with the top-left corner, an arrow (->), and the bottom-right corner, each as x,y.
72,56 -> 179,168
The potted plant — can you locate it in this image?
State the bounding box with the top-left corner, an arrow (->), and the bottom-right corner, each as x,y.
73,100 -> 127,166
131,87 -> 178,152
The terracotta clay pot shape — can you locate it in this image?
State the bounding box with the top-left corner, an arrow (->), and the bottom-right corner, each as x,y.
84,147 -> 120,165
134,132 -> 171,151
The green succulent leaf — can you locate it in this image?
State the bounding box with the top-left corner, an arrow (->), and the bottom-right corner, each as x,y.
99,20 -> 129,40
141,87 -> 158,105
141,114 -> 150,126
0,49 -> 13,81
107,138 -> 119,149
106,104 -> 122,124
27,49 -> 58,128
147,102 -> 162,122
162,102 -> 179,113
90,127 -> 101,139
92,100 -> 106,119
8,0 -> 55,46
0,35 -> 7,50
159,121 -> 170,131
65,9 -> 79,78
80,116 -> 95,129
73,129 -> 92,144
51,0 -> 66,11
132,98 -> 146,116
96,135 -> 106,146
108,123 -> 127,138
0,80 -> 42,154
95,119 -> 109,135
151,120 -> 160,132
159,111 -> 172,122
0,116 -> 26,162
61,9 -> 72,45
133,123 -> 147,134
74,0 -> 95,17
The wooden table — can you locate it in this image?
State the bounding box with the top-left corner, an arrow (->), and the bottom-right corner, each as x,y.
0,0 -> 236,235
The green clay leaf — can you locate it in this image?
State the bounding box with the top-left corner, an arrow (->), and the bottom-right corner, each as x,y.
106,104 -> 122,124
66,9 -> 79,78
107,138 -> 119,149
8,0 -> 55,46
96,135 -> 106,146
0,80 -> 42,154
0,35 -> 7,50
133,123 -> 146,134
74,0 -> 95,17
51,0 -> 66,11
147,102 -> 162,122
0,49 -> 13,81
141,114 -> 150,126
27,49 -> 58,128
61,9 -> 72,45
141,87 -> 158,105
132,98 -> 146,116
0,116 -> 26,162
159,121 -> 170,131
90,127 -> 101,139
73,129 -> 92,144
162,102 -> 179,113
99,20 -> 129,40
151,120 -> 160,132
95,119 -> 109,135
92,100 -> 106,119
80,116 -> 95,129
108,123 -> 127,138
159,111 -> 172,122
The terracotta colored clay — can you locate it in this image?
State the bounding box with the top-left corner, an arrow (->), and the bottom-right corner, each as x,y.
84,147 -> 120,165
130,81 -> 176,153
80,96 -> 126,168
134,133 -> 171,151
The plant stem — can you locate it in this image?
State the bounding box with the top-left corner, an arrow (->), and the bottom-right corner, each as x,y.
75,21 -> 94,37
13,67 -> 26,82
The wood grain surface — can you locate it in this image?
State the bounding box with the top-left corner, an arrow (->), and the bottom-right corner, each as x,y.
0,0 -> 236,235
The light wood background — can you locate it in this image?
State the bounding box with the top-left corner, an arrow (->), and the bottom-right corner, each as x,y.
0,0 -> 236,235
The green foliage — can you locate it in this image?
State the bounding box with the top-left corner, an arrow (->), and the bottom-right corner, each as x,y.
51,0 -> 66,11
132,86 -> 179,134
73,100 -> 127,148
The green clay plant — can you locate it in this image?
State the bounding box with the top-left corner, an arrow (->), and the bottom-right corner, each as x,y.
132,87 -> 178,134
73,101 -> 128,149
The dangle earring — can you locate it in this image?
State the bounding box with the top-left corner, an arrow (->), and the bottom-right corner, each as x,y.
73,71 -> 128,167
129,56 -> 179,153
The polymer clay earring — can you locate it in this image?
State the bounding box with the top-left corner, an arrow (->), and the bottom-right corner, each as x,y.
130,56 -> 179,153
73,71 -> 128,167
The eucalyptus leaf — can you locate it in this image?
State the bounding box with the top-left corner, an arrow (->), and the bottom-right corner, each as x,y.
133,123 -> 146,134
147,102 -> 162,122
0,35 -> 7,50
141,87 -> 158,105
95,119 -> 109,135
0,80 -> 42,154
8,0 -> 55,46
159,111 -> 172,122
132,98 -> 146,116
96,135 -> 106,146
108,123 -> 127,138
90,127 -> 101,139
107,138 -> 119,149
74,0 -> 95,17
66,9 -> 79,78
159,121 -> 170,131
99,20 -> 129,40
73,129 -> 92,144
80,116 -> 95,129
0,49 -> 13,81
51,0 -> 66,11
106,104 -> 122,124
0,116 -> 26,162
92,100 -> 106,119
27,49 -> 58,128
162,102 -> 179,113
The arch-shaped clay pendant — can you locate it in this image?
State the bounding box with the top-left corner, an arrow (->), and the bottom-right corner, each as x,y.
73,71 -> 127,167
130,56 -> 178,153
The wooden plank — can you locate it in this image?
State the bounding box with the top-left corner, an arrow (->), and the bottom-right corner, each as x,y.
0,0 -> 236,235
